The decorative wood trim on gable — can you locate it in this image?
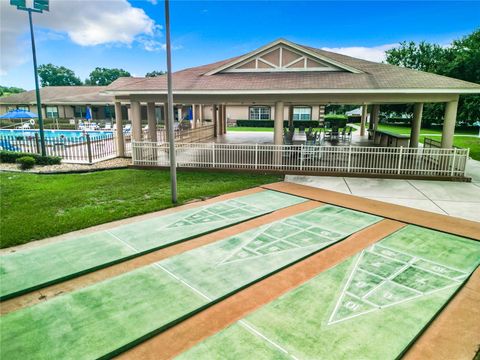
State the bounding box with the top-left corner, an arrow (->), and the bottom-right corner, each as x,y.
205,39 -> 364,75
221,44 -> 344,73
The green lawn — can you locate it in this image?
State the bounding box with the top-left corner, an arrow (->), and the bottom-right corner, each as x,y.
0,169 -> 282,248
377,124 -> 480,160
377,124 -> 477,136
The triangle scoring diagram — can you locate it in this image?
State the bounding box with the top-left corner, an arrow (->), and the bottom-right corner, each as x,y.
218,215 -> 344,266
327,243 -> 468,325
167,199 -> 263,228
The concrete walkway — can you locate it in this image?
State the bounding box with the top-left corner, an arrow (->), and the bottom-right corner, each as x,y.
286,159 -> 480,223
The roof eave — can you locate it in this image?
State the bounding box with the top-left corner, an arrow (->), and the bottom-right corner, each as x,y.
103,88 -> 480,96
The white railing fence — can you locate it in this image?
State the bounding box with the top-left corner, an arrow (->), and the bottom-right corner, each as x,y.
132,142 -> 469,178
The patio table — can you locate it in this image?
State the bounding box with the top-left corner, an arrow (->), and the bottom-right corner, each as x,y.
292,131 -> 307,145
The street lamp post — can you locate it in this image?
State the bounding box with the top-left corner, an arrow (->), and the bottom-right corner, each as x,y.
164,0 -> 178,203
10,0 -> 49,156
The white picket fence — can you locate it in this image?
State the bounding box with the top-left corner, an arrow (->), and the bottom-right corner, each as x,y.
132,142 -> 469,178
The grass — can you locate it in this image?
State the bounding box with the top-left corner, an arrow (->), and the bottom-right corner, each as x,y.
0,169 -> 282,248
377,124 -> 480,160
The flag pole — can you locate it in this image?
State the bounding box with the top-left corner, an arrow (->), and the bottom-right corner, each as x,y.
164,0 -> 177,203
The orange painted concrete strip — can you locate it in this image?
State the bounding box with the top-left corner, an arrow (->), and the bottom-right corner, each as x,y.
1,200 -> 320,315
117,219 -> 405,360
403,267 -> 480,360
263,182 -> 480,240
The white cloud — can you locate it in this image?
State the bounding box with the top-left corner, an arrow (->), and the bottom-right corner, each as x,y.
321,43 -> 399,63
0,0 -> 162,75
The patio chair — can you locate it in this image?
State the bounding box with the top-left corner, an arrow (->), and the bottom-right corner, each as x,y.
344,127 -> 353,143
283,134 -> 293,145
324,128 -> 332,141
331,126 -> 339,141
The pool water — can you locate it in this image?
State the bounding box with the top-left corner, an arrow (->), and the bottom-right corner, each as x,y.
0,129 -> 113,140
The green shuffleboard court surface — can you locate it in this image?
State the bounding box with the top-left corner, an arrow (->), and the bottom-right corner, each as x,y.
0,205 -> 381,359
0,190 -> 304,300
177,225 -> 480,360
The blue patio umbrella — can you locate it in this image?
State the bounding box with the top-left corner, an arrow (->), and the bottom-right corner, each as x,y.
85,106 -> 92,120
0,109 -> 38,119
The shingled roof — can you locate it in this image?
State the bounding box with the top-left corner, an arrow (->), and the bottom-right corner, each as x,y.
105,39 -> 480,94
0,86 -> 113,105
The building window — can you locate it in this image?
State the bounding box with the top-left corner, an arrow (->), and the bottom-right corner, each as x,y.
104,105 -> 114,119
249,106 -> 270,120
46,106 -> 59,118
293,106 -> 311,121
74,106 -> 86,118
17,106 -> 29,111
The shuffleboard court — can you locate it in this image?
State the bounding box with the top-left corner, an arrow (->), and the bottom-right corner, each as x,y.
0,190 -> 304,300
177,225 -> 480,360
0,205 -> 381,359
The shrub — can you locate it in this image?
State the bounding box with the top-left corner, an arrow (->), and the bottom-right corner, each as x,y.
0,151 -> 61,165
236,120 -> 321,128
16,156 -> 35,170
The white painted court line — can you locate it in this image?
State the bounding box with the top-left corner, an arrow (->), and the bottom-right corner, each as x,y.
153,263 -> 212,301
153,261 -> 300,360
327,240 -> 472,325
239,320 -> 300,360
361,258 -> 414,299
105,230 -> 139,253
327,251 -> 365,324
375,244 -> 469,275
409,265 -> 462,282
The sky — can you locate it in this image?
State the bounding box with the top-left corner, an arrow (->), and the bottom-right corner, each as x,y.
1,0 -> 479,90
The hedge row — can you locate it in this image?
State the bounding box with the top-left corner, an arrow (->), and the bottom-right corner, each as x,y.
0,150 -> 61,165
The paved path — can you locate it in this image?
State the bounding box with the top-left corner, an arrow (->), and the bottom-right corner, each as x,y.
286,160 -> 480,223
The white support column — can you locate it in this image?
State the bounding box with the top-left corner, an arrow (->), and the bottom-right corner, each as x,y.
147,102 -> 157,142
410,103 -> 423,148
274,101 -> 284,145
114,101 -> 124,157
191,105 -> 196,129
370,104 -> 380,131
372,104 -> 380,131
212,104 -> 218,137
163,103 -> 169,142
222,105 -> 227,134
218,105 -> 223,135
441,99 -> 459,148
199,104 -> 204,125
177,106 -> 182,123
360,105 -> 368,137
130,101 -> 142,141
288,105 -> 294,127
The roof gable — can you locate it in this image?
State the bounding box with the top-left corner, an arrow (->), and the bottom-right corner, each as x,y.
205,39 -> 363,75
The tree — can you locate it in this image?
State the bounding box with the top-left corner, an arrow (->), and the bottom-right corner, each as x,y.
37,64 -> 82,87
0,86 -> 26,97
145,70 -> 166,77
385,29 -> 480,126
86,67 -> 131,86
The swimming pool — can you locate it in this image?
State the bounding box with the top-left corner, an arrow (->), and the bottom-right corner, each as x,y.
0,129 -> 113,140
